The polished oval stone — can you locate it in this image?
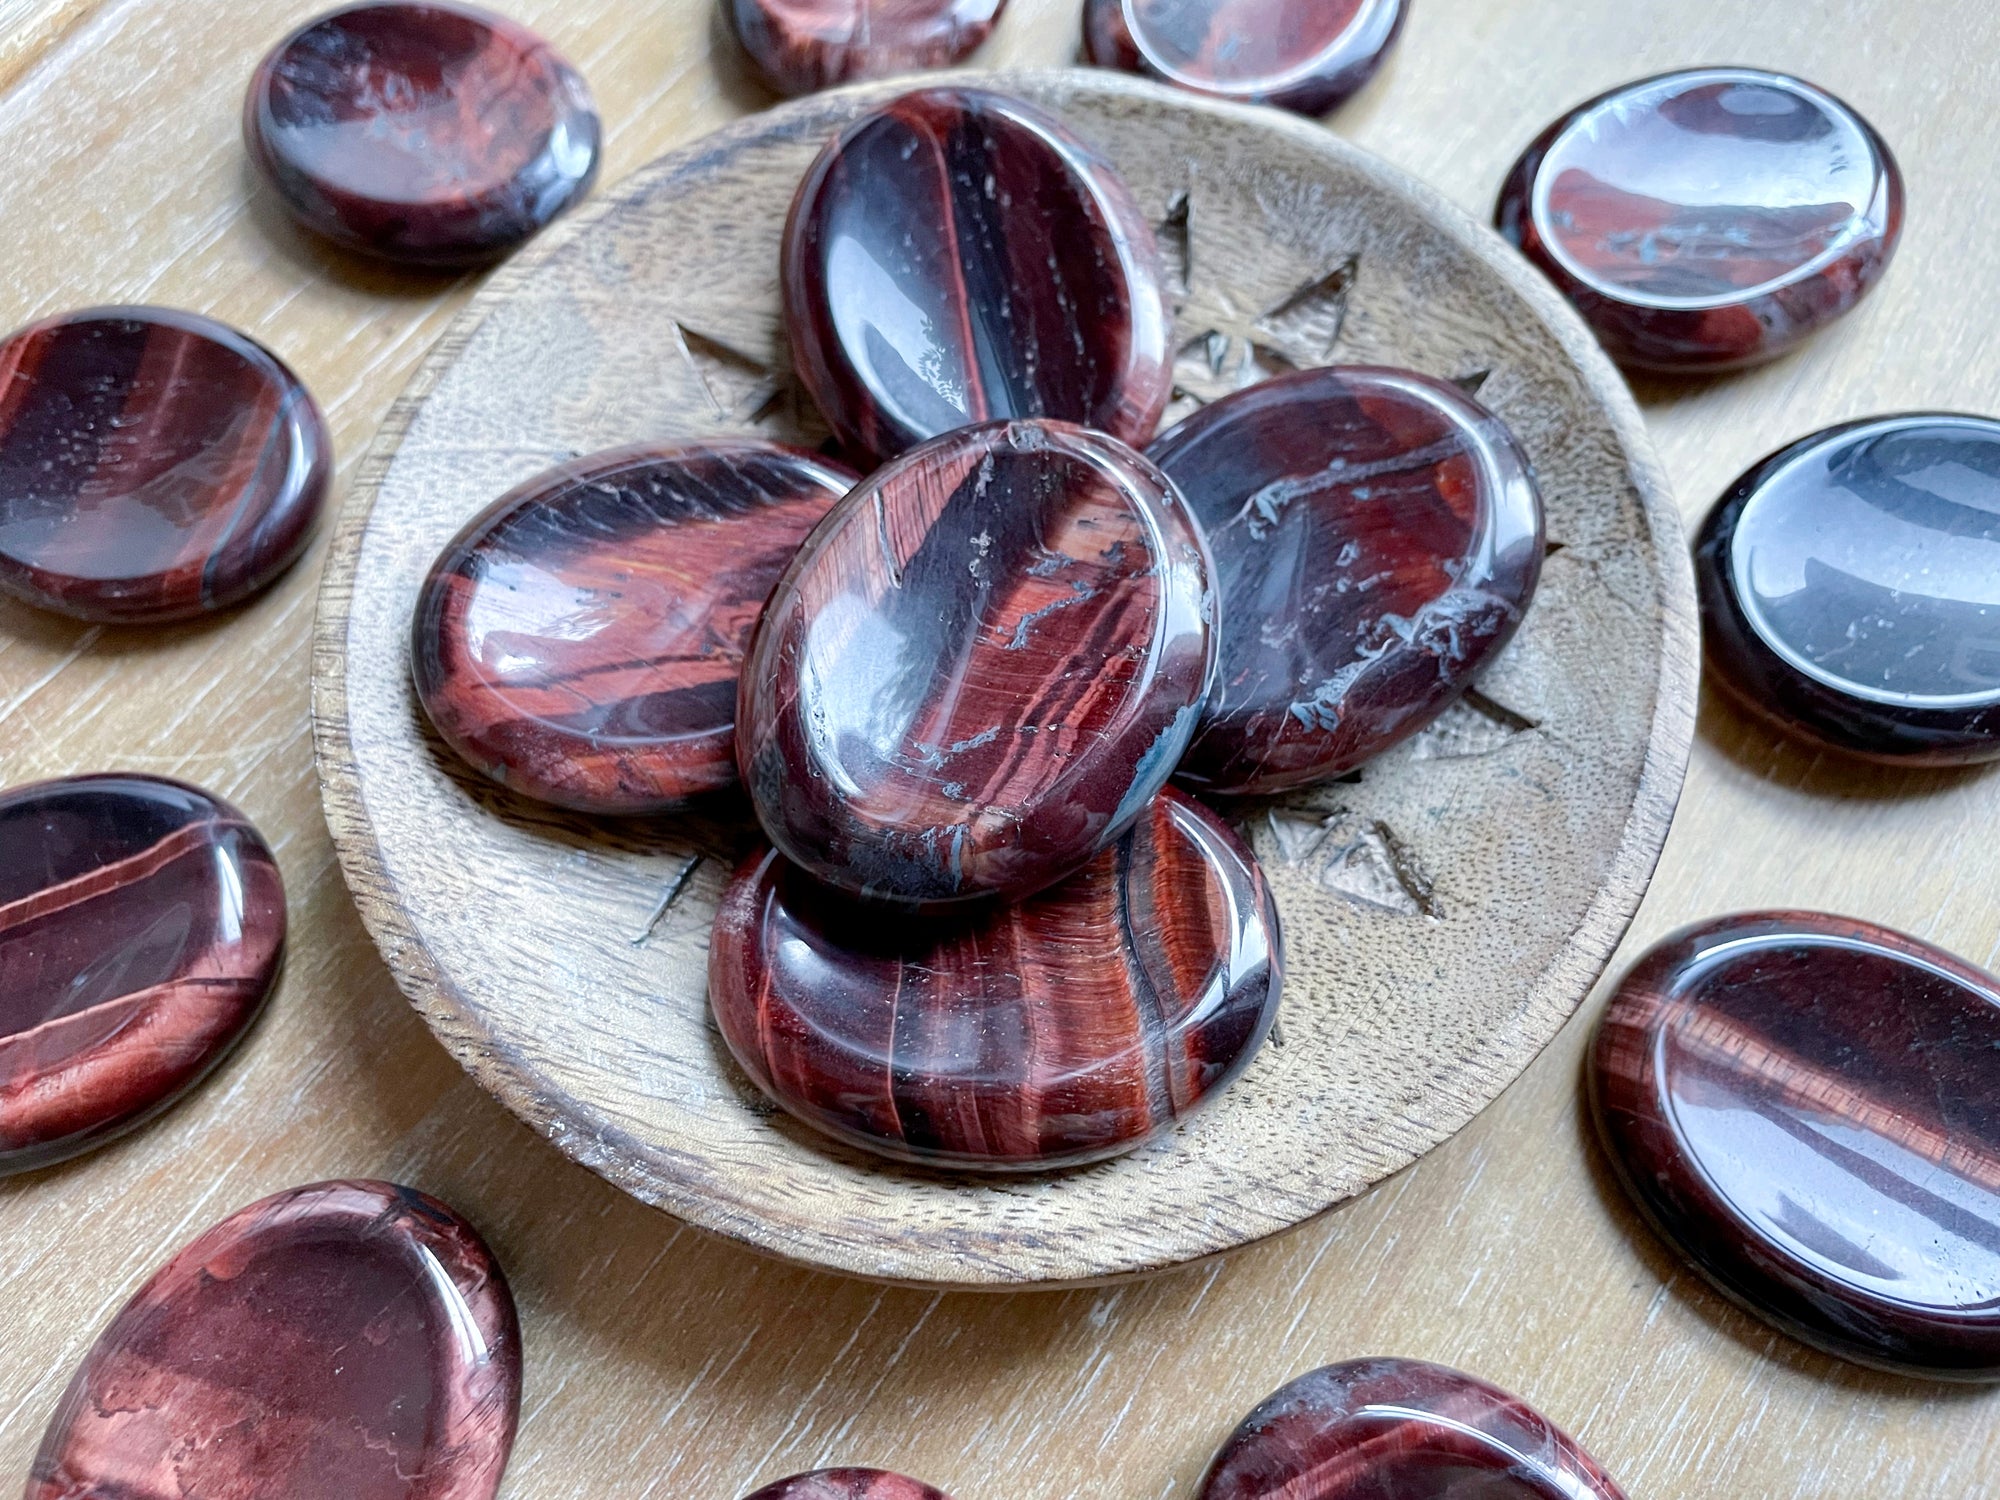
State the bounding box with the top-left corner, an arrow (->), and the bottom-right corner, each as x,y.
738,419 -> 1215,908
1083,0 -> 1407,116
1592,912 -> 2000,1380
1200,1360 -> 1630,1500
744,1472 -> 956,1500
245,1 -> 601,266
1496,68 -> 1904,372
413,440 -> 857,813
27,1180 -> 520,1499
782,85 -> 1172,464
0,307 -> 331,624
711,788 -> 1281,1171
0,775 -> 286,1177
1696,414 -> 2000,765
1151,366 -> 1543,795
728,0 -> 1007,96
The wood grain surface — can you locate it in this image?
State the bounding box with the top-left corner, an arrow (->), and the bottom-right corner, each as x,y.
1,0 -> 1995,1494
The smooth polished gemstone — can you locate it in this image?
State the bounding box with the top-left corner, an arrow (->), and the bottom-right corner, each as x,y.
27,1181 -> 520,1499
413,441 -> 857,813
0,775 -> 285,1177
245,1 -> 601,266
738,419 -> 1215,908
711,788 -> 1281,1171
1083,0 -> 1407,116
1151,366 -> 1543,795
782,86 -> 1172,464
1496,68 -> 1903,372
1696,414 -> 2000,765
1200,1360 -> 1630,1500
728,0 -> 1007,96
0,307 -> 331,624
1592,913 -> 2000,1380
744,1472 -> 956,1500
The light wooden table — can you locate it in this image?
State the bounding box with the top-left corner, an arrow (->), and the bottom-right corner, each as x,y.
2,2 -> 1995,1495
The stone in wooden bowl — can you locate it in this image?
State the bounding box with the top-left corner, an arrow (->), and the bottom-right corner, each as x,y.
312,70 -> 1696,1288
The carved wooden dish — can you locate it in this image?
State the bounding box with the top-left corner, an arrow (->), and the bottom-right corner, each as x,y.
313,70 -> 1696,1288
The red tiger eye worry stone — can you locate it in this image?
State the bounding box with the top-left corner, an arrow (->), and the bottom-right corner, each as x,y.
728,0 -> 1007,97
743,1472 -> 956,1500
737,419 -> 1216,908
1497,68 -> 1904,373
1150,366 -> 1543,795
0,307 -> 331,624
27,1180 -> 521,1500
710,789 -> 1282,1172
1696,414 -> 2000,765
1083,0 -> 1408,117
1592,913 -> 2000,1380
1,775 -> 285,1177
412,441 -> 857,814
1200,1360 -> 1630,1500
245,1 -> 601,267
781,86 -> 1172,464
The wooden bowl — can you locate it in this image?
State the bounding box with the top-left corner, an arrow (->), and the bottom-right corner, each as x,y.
313,70 -> 1696,1288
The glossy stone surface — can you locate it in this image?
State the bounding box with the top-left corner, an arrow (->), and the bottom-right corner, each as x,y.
0,775 -> 285,1177
728,0 -> 1007,97
413,440 -> 857,813
1152,366 -> 1543,795
1592,913 -> 2000,1380
738,419 -> 1215,907
1084,0 -> 1407,116
711,788 -> 1281,1171
782,86 -> 1172,464
743,1472 -> 956,1500
1696,414 -> 2000,765
1201,1360 -> 1629,1500
0,307 -> 331,623
245,1 -> 601,266
28,1180 -> 520,1499
1497,68 -> 1903,372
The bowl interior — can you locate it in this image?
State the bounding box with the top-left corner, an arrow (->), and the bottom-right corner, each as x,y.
314,70 -> 1694,1287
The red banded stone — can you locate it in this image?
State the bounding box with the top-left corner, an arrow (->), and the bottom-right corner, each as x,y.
1150,366 -> 1543,795
737,419 -> 1215,908
26,1181 -> 520,1500
782,86 -> 1172,464
1497,68 -> 1903,372
0,775 -> 285,1176
710,789 -> 1282,1171
413,440 -> 857,813
1200,1359 -> 1631,1500
728,0 -> 1007,97
245,1 -> 601,266
0,307 -> 330,624
1084,0 -> 1407,116
1593,912 -> 2000,1380
743,1472 -> 957,1500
